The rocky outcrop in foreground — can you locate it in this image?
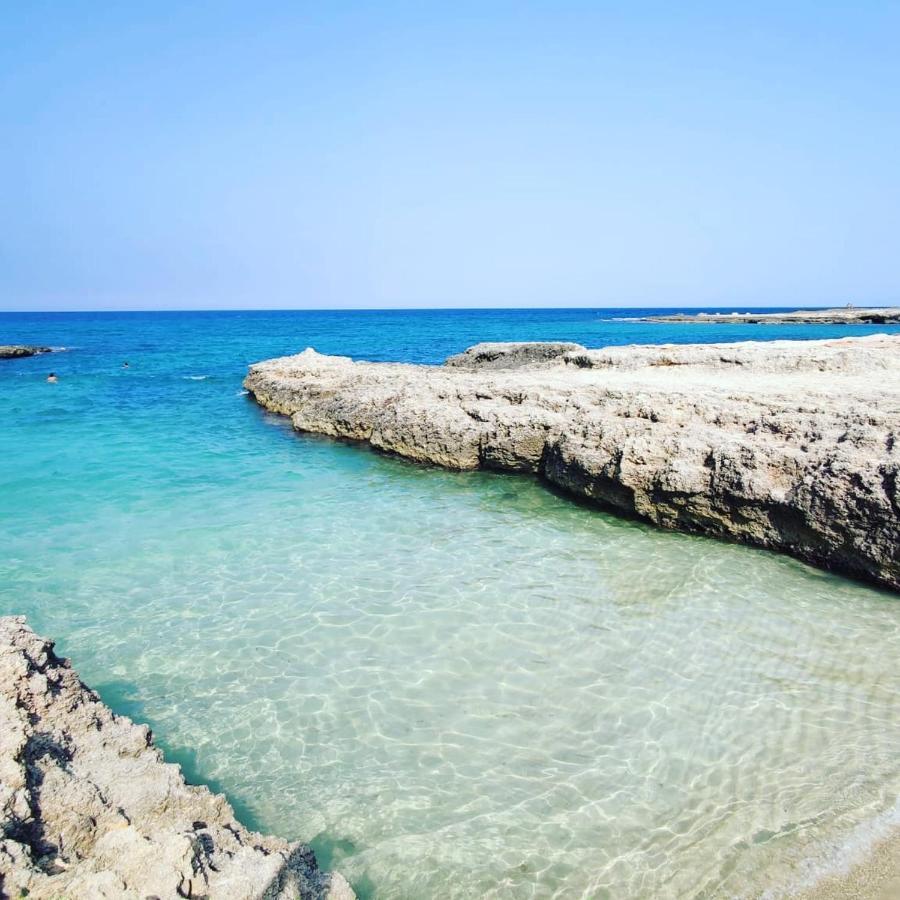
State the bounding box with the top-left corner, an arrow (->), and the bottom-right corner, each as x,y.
0,617 -> 354,900
0,345 -> 52,359
640,307 -> 900,325
246,336 -> 900,591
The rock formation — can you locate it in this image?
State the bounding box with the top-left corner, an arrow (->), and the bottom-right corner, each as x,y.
445,341 -> 583,369
0,345 -> 53,359
639,307 -> 900,325
0,616 -> 354,900
245,336 -> 900,591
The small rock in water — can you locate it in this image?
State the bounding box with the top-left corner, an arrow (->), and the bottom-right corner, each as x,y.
0,344 -> 53,359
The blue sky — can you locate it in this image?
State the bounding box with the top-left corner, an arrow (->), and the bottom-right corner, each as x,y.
1,2 -> 898,310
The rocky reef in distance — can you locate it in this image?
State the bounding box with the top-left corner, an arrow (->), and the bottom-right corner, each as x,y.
246,335 -> 900,592
638,306 -> 900,325
0,616 -> 354,900
0,345 -> 53,359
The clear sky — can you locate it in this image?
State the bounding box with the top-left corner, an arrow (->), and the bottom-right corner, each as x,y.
2,2 -> 898,311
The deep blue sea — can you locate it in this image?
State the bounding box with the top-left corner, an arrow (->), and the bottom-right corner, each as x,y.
2,309 -> 899,899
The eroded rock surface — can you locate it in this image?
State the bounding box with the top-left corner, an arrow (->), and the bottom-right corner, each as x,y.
0,616 -> 354,900
446,341 -> 584,369
245,336 -> 900,591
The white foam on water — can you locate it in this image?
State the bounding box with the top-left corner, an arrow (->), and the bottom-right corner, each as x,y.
758,798 -> 900,899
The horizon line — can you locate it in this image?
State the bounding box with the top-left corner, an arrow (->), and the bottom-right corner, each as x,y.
0,302 -> 884,315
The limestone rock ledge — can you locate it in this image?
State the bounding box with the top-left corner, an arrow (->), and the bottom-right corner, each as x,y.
0,616 -> 355,900
245,336 -> 900,592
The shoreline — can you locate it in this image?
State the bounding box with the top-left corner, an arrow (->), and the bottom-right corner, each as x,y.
0,616 -> 354,900
245,335 -> 900,592
798,834 -> 900,900
638,306 -> 900,325
781,808 -> 900,900
1,621 -> 895,899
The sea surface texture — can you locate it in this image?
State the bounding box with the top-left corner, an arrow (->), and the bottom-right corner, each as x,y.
2,309 -> 899,899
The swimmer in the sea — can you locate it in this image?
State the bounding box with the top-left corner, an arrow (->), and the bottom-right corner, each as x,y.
123,361 -> 129,368
47,372 -> 58,383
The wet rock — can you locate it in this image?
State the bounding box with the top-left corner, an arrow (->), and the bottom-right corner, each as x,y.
0,345 -> 53,359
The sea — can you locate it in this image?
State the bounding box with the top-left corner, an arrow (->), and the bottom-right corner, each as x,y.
2,308 -> 898,899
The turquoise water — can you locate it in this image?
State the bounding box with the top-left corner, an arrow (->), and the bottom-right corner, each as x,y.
2,309 -> 899,899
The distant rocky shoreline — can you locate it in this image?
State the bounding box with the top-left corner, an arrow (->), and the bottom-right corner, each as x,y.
0,616 -> 354,900
0,345 -> 53,359
638,306 -> 900,325
246,335 -> 900,591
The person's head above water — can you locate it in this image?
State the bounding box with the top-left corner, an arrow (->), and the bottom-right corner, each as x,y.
123,361 -> 129,367
47,372 -> 57,382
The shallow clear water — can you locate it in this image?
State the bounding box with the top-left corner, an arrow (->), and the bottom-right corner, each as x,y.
2,309 -> 898,898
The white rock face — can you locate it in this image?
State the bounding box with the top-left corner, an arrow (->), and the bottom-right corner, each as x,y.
0,617 -> 355,900
245,336 -> 900,591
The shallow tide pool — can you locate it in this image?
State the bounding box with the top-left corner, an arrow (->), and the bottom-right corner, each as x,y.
2,310 -> 898,898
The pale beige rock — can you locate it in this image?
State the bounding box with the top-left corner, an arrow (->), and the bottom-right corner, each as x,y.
245,335 -> 900,591
0,616 -> 355,900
